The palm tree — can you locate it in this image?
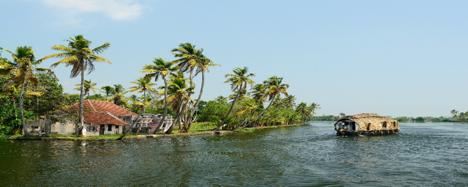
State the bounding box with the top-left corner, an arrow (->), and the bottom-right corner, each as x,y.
129,77 -> 155,114
143,57 -> 176,132
112,84 -> 126,106
451,109 -> 459,120
42,35 -> 110,135
296,102 -> 319,123
171,43 -> 205,85
75,80 -> 97,98
166,73 -> 191,133
101,85 -> 115,101
189,55 -> 216,127
255,76 -> 289,125
1,46 -> 45,135
223,67 -> 254,127
264,76 -> 289,110
171,43 -> 210,128
252,83 -> 267,105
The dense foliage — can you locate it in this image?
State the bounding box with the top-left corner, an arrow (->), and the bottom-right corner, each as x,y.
450,110 -> 468,122
0,36 -> 318,137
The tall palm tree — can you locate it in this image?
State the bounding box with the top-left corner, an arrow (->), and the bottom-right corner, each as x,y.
188,55 -> 216,127
171,43 -> 209,128
75,80 -> 97,98
101,85 -> 115,101
1,46 -> 45,135
129,77 -> 155,114
42,35 -> 111,135
143,57 -> 176,131
223,67 -> 254,126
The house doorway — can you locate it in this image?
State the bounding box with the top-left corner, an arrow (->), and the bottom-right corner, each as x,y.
99,125 -> 105,135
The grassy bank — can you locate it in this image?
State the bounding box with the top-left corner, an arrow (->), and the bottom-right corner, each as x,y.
5,122 -> 304,141
234,123 -> 303,133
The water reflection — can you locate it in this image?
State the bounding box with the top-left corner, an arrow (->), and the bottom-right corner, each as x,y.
0,122 -> 468,186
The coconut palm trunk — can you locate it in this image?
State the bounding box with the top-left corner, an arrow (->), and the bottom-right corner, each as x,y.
78,63 -> 85,135
158,77 -> 169,134
255,95 -> 276,126
189,71 -> 205,128
222,83 -> 244,129
142,90 -> 147,114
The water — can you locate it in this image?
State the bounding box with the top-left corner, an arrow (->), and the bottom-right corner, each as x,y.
1,122 -> 467,186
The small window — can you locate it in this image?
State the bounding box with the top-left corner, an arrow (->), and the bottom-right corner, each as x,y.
116,126 -> 119,130
108,125 -> 112,131
367,123 -> 371,131
382,121 -> 387,128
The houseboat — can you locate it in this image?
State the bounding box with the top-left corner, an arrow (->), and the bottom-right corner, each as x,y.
334,113 -> 400,136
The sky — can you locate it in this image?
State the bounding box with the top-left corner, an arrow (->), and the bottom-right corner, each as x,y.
1,0 -> 468,117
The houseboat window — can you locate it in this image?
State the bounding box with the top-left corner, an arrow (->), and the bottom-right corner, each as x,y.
108,125 -> 112,131
367,123 -> 371,131
382,121 -> 387,128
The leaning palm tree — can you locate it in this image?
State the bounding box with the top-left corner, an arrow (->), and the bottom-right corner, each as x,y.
264,76 -> 289,111
223,67 -> 255,127
166,73 -> 191,133
143,57 -> 176,132
171,43 -> 205,85
1,46 -> 45,135
42,35 -> 111,135
75,80 -> 97,98
254,76 -> 289,126
129,77 -> 155,114
171,43 -> 208,126
101,85 -> 115,101
188,55 -> 216,127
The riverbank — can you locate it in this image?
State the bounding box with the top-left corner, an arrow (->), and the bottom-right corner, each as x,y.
3,123 -> 304,141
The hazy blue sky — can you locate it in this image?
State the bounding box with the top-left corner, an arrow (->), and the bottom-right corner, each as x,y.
1,0 -> 467,116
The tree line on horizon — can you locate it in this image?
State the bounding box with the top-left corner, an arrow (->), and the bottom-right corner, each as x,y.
312,112 -> 468,123
0,35 -> 318,136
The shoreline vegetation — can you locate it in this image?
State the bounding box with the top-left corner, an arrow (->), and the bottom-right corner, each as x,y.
0,35 -> 318,140
3,123 -> 305,141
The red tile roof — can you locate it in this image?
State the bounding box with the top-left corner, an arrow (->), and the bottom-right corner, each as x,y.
71,100 -> 137,117
70,100 -> 137,126
84,112 -> 128,126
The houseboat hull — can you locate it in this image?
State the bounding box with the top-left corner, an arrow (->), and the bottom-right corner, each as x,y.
336,129 -> 399,136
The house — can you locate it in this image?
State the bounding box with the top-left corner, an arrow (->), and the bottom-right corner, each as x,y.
333,113 -> 400,136
71,100 -> 138,136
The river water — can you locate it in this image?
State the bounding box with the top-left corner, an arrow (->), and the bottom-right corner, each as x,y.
0,122 -> 467,186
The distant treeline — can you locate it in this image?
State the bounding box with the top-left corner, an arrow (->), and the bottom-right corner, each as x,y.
313,111 -> 468,123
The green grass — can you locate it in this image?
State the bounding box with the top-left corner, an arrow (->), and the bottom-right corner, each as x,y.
0,134 -> 8,141
235,124 -> 303,134
188,122 -> 218,133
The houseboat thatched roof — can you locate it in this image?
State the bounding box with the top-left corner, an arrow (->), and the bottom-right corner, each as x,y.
339,113 -> 395,124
